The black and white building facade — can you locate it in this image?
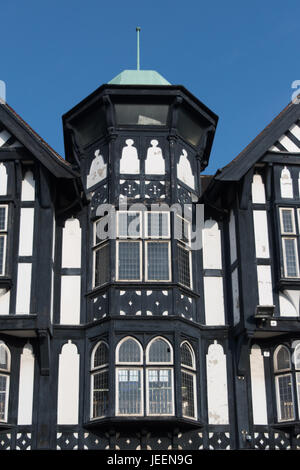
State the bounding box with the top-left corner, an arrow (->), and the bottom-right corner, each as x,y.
1,72 -> 300,450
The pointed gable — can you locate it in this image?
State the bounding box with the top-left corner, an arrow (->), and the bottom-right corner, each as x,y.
215,99 -> 300,182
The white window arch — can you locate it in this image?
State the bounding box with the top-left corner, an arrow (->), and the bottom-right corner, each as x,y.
115,337 -> 143,416
146,337 -> 174,416
180,341 -> 197,419
90,341 -> 109,419
0,341 -> 10,422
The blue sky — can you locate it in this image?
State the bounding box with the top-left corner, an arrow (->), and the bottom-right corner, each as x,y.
1,0 -> 299,174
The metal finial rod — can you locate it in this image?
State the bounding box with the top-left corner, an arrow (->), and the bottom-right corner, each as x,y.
136,27 -> 141,70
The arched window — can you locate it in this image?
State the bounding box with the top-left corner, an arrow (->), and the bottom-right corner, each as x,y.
274,346 -> 295,422
91,341 -> 109,419
146,337 -> 174,416
116,337 -> 143,416
0,341 -> 10,422
180,341 -> 197,419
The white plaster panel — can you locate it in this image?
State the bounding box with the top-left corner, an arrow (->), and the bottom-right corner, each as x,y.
290,123 -> 300,141
279,290 -> 299,317
206,341 -> 229,425
278,134 -> 300,153
202,220 -> 222,269
18,208 -> 34,256
17,344 -> 35,425
280,167 -> 293,198
57,341 -> 79,425
60,276 -> 81,324
0,163 -> 7,195
177,149 -> 195,189
251,174 -> 266,203
250,345 -> 268,425
145,140 -> 165,174
253,210 -> 270,258
62,218 -> 81,268
120,139 -> 140,174
257,265 -> 273,306
86,149 -> 107,188
15,263 -> 32,314
204,277 -> 225,326
232,268 -> 240,325
0,130 -> 11,146
21,171 -> 35,201
229,210 -> 237,264
0,289 -> 10,314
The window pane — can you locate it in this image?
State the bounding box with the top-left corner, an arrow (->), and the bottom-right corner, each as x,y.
148,369 -> 173,415
283,238 -> 298,277
175,216 -> 191,246
147,213 -> 169,238
276,374 -> 295,421
275,346 -> 291,371
95,217 -> 109,245
148,338 -> 171,363
115,104 -> 169,126
92,370 -> 109,418
118,339 -> 141,363
118,212 -> 141,238
0,207 -> 6,231
177,106 -> 205,147
0,374 -> 7,421
0,344 -> 8,371
147,242 -> 170,280
281,209 -> 294,234
93,342 -> 108,368
181,371 -> 196,418
181,343 -> 194,368
117,369 -> 142,415
118,241 -> 141,280
295,345 -> 300,370
178,244 -> 191,288
94,243 -> 110,287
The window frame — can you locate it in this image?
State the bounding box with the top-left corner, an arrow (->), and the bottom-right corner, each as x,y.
144,240 -> 171,282
90,341 -> 109,420
145,367 -> 175,417
116,240 -> 143,282
115,367 -> 144,417
180,341 -> 197,420
146,337 -> 174,365
0,341 -> 10,423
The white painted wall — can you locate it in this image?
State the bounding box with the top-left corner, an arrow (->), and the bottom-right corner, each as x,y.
62,218 -> 81,268
15,263 -> 32,314
229,210 -> 237,264
206,341 -> 229,424
257,265 -> 273,305
60,276 -> 81,324
232,268 -> 240,325
18,208 -> 34,256
280,167 -> 293,199
250,345 -> 268,425
204,277 -> 225,325
0,289 -> 10,314
0,163 -> 7,195
21,171 -> 35,201
57,341 -> 80,425
202,220 -> 222,269
86,149 -> 107,188
17,343 -> 35,425
251,174 -> 266,203
253,211 -> 270,258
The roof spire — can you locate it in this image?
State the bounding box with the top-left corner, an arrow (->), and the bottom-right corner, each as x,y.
136,27 -> 141,70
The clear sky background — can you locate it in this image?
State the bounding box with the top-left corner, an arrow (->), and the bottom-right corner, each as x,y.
1,0 -> 299,174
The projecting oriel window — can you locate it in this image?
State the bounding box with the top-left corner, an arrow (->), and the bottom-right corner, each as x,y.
116,211 -> 171,283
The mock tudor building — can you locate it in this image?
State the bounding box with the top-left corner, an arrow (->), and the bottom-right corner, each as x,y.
0,68 -> 300,450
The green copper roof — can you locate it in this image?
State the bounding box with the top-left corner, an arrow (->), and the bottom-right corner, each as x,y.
108,70 -> 171,86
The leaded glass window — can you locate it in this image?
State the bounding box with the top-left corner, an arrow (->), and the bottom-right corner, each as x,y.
180,342 -> 196,419
91,341 -> 109,419
0,206 -> 7,276
0,342 -> 10,422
